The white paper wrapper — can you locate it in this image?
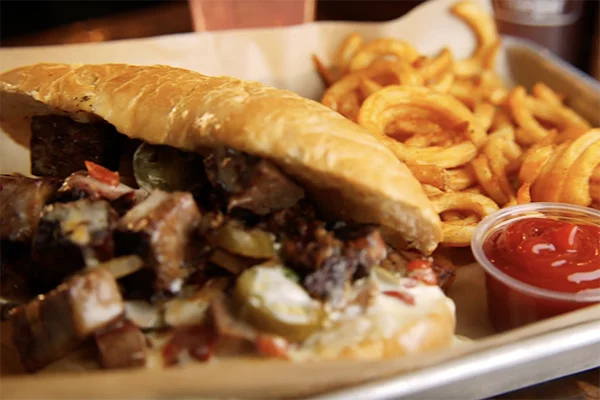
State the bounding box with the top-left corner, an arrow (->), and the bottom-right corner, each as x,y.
1,0 -> 599,398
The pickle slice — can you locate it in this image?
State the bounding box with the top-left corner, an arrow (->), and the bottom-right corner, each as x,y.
234,265 -> 323,342
133,143 -> 204,192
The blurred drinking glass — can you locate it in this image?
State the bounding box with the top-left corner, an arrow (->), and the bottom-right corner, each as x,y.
188,0 -> 315,31
491,0 -> 587,66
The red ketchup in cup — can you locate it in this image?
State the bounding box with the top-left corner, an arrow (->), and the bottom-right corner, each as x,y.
471,203 -> 600,331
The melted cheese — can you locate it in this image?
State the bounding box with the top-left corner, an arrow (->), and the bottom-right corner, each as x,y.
291,268 -> 455,360
245,266 -> 321,325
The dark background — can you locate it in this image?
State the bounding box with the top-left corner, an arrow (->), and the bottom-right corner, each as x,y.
1,1 -> 167,39
1,0 -> 597,73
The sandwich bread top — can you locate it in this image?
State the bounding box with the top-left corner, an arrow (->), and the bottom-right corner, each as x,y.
0,63 -> 442,253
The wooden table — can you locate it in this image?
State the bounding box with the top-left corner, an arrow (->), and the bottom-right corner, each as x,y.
1,2 -> 599,399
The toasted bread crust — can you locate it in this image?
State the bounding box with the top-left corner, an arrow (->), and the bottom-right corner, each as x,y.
0,63 -> 441,253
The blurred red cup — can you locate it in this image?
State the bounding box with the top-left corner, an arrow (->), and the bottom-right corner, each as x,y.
188,0 -> 315,32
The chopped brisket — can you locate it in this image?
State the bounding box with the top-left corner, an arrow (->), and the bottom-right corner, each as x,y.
303,255 -> 352,303
0,175 -> 59,242
271,204 -> 387,302
32,199 -> 118,287
116,190 -> 201,295
94,320 -> 147,369
0,240 -> 33,302
10,268 -> 124,372
337,225 -> 387,279
30,115 -> 122,178
204,148 -> 304,215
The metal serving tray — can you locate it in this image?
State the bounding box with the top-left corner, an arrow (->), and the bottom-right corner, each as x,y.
307,37 -> 600,400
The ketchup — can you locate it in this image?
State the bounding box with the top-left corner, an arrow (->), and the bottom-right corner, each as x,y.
482,217 -> 600,331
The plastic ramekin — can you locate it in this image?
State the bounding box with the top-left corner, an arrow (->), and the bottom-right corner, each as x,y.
471,202 -> 600,331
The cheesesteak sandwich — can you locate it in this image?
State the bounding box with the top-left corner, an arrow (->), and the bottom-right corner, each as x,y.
0,63 -> 455,372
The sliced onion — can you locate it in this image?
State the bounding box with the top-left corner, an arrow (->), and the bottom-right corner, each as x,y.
99,255 -> 144,279
163,298 -> 210,328
164,278 -> 229,327
124,300 -> 163,329
213,220 -> 275,259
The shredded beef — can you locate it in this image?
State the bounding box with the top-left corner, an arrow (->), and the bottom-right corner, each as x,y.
268,203 -> 387,302
204,148 -> 304,215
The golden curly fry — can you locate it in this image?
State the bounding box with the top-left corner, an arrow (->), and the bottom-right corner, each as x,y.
422,183 -> 445,198
474,102 -> 495,131
322,60 -> 422,120
416,48 -> 454,81
431,192 -> 499,246
518,143 -> 555,185
531,130 -> 600,203
312,54 -> 335,87
348,38 -> 420,72
447,167 -> 477,191
509,86 -> 591,145
414,48 -> 456,93
317,0 -> 598,248
450,1 -> 500,78
532,82 -> 565,105
336,32 -> 364,75
516,181 -> 533,204
358,78 -> 383,99
358,86 -> 484,168
558,131 -> 600,206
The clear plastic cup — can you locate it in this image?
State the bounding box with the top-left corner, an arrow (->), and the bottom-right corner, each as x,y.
471,202 -> 600,331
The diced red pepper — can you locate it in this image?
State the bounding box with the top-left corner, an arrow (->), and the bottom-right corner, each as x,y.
408,268 -> 438,286
407,259 -> 432,271
255,334 -> 289,358
383,290 -> 415,305
162,325 -> 217,366
85,160 -> 120,187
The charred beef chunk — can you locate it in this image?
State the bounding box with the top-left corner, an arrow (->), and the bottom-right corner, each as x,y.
336,225 -> 388,279
116,190 -> 201,295
301,227 -> 386,303
10,268 -> 124,372
0,175 -> 59,242
32,199 -> 117,287
0,241 -> 33,303
303,256 -> 353,303
94,320 -> 147,369
271,204 -> 387,303
204,148 -> 304,215
30,115 -> 122,178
